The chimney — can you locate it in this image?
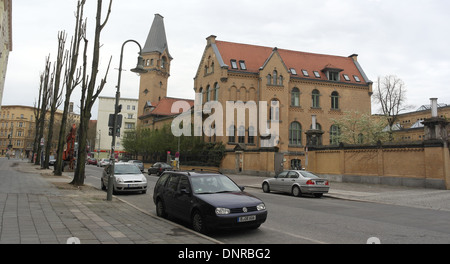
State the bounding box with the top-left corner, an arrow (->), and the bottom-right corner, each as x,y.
430,98 -> 438,118
207,35 -> 217,45
349,54 -> 358,62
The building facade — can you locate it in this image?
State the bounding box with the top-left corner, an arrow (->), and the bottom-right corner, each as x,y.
193,36 -> 373,175
392,103 -> 450,142
0,105 -> 80,158
0,0 -> 12,110
96,96 -> 139,159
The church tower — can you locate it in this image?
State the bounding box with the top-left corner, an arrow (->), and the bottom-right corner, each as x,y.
137,14 -> 172,119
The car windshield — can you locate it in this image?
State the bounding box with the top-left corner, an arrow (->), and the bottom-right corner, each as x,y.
114,164 -> 142,174
299,171 -> 319,179
191,175 -> 241,194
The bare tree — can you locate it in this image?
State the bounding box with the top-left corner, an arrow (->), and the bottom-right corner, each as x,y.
34,56 -> 53,166
43,31 -> 67,169
54,0 -> 86,176
72,0 -> 113,186
372,75 -> 413,140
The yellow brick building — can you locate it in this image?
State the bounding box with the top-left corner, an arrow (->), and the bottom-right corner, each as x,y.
0,105 -> 80,158
193,36 -> 373,175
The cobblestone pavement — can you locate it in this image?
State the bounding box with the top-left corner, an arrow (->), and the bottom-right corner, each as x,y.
0,159 -> 220,244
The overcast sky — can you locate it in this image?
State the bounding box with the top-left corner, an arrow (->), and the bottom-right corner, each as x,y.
3,0 -> 450,119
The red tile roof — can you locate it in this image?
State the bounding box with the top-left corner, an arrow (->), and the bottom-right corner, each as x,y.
147,97 -> 194,117
215,40 -> 368,85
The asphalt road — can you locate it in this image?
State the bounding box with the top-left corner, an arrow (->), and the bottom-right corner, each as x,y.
84,165 -> 450,244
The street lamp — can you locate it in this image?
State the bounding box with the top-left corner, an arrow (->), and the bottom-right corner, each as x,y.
107,40 -> 148,201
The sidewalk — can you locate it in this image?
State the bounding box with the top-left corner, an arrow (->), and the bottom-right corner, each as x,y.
227,173 -> 450,212
0,159 -> 220,244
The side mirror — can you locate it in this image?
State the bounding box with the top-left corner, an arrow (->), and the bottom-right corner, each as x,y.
180,188 -> 191,194
239,186 -> 245,191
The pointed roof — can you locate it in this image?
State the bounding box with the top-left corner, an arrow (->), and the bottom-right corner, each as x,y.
142,14 -> 172,59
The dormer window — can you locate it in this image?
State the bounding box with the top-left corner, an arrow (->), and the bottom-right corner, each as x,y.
328,71 -> 339,81
239,60 -> 247,70
313,71 -> 321,78
301,70 -> 309,77
322,65 -> 343,82
230,60 -> 238,69
353,75 -> 361,82
343,74 -> 350,81
290,68 -> 297,75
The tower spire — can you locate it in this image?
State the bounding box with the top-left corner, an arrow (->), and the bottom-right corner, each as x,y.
142,14 -> 172,59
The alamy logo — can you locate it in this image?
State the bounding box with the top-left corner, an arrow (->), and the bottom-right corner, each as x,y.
170,93 -> 280,147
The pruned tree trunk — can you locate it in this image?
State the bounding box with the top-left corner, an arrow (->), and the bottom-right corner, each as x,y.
71,0 -> 112,186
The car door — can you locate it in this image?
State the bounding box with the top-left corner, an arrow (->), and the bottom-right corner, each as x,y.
285,171 -> 300,192
163,174 -> 181,216
171,176 -> 192,222
271,171 -> 288,192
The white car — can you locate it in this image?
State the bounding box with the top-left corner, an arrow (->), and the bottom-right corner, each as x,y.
97,158 -> 110,167
101,162 -> 148,194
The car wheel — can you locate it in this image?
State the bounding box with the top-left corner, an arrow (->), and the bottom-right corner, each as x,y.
156,199 -> 167,218
292,185 -> 302,197
192,210 -> 208,234
262,182 -> 270,193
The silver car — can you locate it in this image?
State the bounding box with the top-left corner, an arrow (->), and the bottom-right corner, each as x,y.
262,170 -> 329,198
101,162 -> 148,194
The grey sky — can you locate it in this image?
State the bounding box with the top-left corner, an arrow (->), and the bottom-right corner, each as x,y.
3,0 -> 450,119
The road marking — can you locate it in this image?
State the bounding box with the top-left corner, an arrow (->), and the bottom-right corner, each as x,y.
261,226 -> 328,244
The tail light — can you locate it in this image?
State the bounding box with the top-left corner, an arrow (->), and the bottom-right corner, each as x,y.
306,180 -> 314,185
325,181 -> 329,186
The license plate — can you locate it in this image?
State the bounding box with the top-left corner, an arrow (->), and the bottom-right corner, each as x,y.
238,215 -> 256,222
316,181 -> 324,185
128,184 -> 139,187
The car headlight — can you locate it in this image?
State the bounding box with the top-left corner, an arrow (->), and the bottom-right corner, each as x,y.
141,176 -> 147,183
116,177 -> 123,183
215,208 -> 230,215
257,203 -> 266,211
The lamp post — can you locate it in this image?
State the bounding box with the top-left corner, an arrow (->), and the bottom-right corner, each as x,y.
107,40 -> 147,201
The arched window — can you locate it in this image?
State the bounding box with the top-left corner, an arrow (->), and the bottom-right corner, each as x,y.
279,75 -> 284,86
331,91 -> 339,109
214,82 -> 219,101
267,74 -> 272,85
330,125 -> 341,145
291,87 -> 300,106
273,70 -> 278,85
198,87 -> 204,104
289,122 -> 302,145
238,125 -> 245,143
312,89 -> 320,108
228,125 -> 235,143
161,56 -> 167,69
248,126 -> 255,144
206,85 -> 211,102
270,99 -> 280,121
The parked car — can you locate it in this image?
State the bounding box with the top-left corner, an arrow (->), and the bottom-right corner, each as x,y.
86,158 -> 97,165
153,171 -> 267,233
101,162 -> 148,194
262,170 -> 329,198
97,158 -> 110,167
127,160 -> 144,172
148,162 -> 173,176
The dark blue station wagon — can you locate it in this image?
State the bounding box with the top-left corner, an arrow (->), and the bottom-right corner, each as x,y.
153,171 -> 268,233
